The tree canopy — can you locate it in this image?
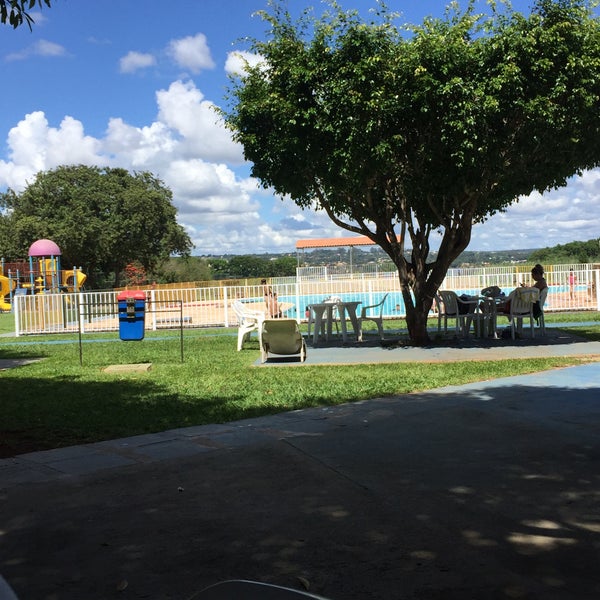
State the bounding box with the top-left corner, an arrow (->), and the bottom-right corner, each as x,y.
1,0 -> 51,29
0,165 -> 193,288
224,0 -> 600,344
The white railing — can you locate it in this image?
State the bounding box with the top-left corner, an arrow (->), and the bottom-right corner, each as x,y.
11,265 -> 600,336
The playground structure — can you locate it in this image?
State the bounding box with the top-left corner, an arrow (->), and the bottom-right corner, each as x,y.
0,239 -> 86,312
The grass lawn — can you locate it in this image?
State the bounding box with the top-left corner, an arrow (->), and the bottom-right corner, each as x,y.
1,310 -> 599,457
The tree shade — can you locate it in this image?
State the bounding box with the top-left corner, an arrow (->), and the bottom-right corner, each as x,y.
224,0 -> 600,344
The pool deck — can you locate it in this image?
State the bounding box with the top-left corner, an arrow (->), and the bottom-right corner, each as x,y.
259,322 -> 600,366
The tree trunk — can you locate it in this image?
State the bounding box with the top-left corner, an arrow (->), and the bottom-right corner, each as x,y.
113,266 -> 121,289
404,301 -> 432,346
390,217 -> 473,346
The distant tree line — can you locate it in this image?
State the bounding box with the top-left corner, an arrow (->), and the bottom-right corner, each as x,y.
529,239 -> 600,264
152,255 -> 297,284
157,239 -> 600,285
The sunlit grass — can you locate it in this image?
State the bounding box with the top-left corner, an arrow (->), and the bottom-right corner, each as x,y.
1,323 -> 598,455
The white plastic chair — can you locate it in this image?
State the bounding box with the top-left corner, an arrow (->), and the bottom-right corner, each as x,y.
232,300 -> 264,351
435,291 -> 478,337
358,293 -> 388,341
508,286 -> 540,339
261,318 -> 306,363
537,287 -> 548,335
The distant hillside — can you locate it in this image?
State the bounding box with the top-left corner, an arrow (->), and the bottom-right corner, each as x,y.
195,238 -> 599,280
204,247 -> 537,268
292,246 -> 537,268
454,248 -> 535,266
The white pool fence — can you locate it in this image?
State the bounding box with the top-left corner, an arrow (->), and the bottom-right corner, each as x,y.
10,263 -> 600,336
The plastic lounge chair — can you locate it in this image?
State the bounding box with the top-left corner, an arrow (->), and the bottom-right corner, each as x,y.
357,293 -> 388,341
232,300 -> 264,351
436,290 -> 478,337
197,579 -> 330,599
261,318 -> 306,363
507,286 -> 539,340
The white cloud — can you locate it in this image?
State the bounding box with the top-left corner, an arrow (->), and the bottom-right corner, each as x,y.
470,176 -> 600,251
167,33 -> 215,73
119,51 -> 157,73
27,11 -> 48,26
224,50 -> 265,76
5,39 -> 67,61
0,80 -> 274,253
36,39 -> 65,56
155,80 -> 242,163
0,112 -> 103,189
1,74 -> 598,256
104,118 -> 175,167
164,159 -> 258,214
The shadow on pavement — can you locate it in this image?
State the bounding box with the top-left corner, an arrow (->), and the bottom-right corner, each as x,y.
1,376 -> 599,600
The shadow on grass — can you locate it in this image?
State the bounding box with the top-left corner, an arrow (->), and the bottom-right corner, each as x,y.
0,374 -> 277,457
313,326 -> 594,349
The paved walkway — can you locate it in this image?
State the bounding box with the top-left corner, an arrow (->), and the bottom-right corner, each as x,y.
1,325 -> 600,598
262,324 -> 600,366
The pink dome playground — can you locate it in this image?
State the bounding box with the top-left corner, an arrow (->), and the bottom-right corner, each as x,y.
0,239 -> 86,312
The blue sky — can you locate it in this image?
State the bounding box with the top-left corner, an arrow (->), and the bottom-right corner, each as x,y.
1,0 -> 599,256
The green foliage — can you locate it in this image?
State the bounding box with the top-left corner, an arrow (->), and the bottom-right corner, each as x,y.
228,255 -> 269,278
0,0 -> 51,29
270,255 -> 297,276
217,254 -> 297,278
151,256 -> 213,284
224,0 -> 600,344
147,255 -> 296,283
529,238 -> 600,264
0,165 -> 193,288
206,258 -> 230,279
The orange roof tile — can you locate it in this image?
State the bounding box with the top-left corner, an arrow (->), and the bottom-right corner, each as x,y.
296,235 -> 400,249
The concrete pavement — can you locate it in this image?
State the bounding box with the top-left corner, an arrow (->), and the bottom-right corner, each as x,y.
262,324 -> 600,366
1,340 -> 600,599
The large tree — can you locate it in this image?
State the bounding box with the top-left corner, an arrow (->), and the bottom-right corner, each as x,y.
224,0 -> 600,345
0,165 -> 192,288
1,0 -> 51,29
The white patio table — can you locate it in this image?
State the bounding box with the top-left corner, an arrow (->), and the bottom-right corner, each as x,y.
309,301 -> 362,345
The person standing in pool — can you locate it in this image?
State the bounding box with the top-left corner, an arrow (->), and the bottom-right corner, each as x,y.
568,269 -> 576,300
261,278 -> 282,318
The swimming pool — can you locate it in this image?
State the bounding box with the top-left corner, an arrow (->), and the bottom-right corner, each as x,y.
278,283 -> 592,319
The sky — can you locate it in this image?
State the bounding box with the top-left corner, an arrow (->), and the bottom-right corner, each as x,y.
1,0 -> 599,256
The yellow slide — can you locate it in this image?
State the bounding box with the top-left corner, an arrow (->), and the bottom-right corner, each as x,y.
0,275 -> 15,311
62,270 -> 87,292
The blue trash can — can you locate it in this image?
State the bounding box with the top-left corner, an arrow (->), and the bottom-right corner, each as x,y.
117,291 -> 146,340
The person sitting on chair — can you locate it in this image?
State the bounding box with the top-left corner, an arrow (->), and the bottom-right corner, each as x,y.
261,278 -> 282,318
529,263 -> 547,322
497,264 -> 547,319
